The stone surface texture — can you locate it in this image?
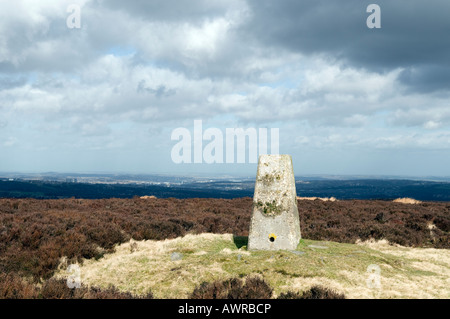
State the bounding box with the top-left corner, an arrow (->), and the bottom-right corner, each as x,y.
248,155 -> 301,250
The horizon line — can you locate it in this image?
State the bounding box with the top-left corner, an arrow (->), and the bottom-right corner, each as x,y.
1,171 -> 450,181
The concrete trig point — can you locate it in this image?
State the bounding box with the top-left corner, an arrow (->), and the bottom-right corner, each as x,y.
248,155 -> 301,250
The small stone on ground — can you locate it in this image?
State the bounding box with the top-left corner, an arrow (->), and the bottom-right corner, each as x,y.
308,244 -> 328,249
171,252 -> 183,261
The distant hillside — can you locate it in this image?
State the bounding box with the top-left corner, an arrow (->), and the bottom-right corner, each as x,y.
0,179 -> 449,201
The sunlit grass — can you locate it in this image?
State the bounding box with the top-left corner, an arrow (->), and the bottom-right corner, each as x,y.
54,233 -> 450,299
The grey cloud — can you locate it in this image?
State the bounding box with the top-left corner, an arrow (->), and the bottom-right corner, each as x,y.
398,65 -> 450,93
0,76 -> 27,90
389,105 -> 450,128
103,0 -> 236,23
242,0 -> 450,91
137,80 -> 177,98
0,3 -> 136,73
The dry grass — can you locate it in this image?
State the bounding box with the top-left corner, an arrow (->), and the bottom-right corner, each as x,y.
353,239 -> 450,298
55,234 -> 235,298
393,198 -> 422,204
53,234 -> 450,299
297,197 -> 337,202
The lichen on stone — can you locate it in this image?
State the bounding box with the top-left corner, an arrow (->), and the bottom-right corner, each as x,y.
255,199 -> 283,216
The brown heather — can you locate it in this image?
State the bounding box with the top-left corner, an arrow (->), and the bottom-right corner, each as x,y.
190,276 -> 273,299
0,197 -> 448,298
278,285 -> 345,299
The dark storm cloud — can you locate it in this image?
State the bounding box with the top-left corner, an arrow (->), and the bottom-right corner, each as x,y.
398,65 -> 450,93
242,0 -> 450,91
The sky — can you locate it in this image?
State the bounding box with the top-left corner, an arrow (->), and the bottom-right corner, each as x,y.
0,0 -> 450,177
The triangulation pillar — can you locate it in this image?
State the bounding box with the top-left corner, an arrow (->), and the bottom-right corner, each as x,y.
248,155 -> 301,250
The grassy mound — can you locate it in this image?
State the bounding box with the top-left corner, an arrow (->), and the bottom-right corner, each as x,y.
53,233 -> 450,299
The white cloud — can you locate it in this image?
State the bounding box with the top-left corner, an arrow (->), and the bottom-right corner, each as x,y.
0,1 -> 449,174
424,121 -> 441,130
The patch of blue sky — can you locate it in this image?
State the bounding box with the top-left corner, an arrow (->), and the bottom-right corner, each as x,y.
129,54 -> 183,71
372,110 -> 394,127
108,121 -> 137,131
26,73 -> 38,85
105,46 -> 136,57
258,64 -> 306,89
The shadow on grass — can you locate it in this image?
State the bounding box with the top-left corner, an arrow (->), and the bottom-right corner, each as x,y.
233,235 -> 248,249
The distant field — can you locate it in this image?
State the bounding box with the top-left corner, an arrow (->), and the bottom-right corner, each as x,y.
0,197 -> 448,298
